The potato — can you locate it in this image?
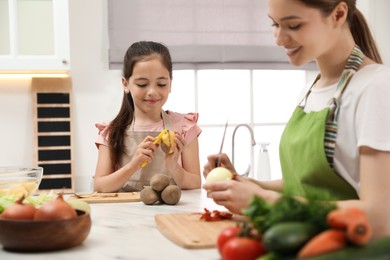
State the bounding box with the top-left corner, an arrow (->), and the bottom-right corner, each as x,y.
140,187 -> 160,205
150,174 -> 171,192
205,167 -> 233,183
161,185 -> 181,205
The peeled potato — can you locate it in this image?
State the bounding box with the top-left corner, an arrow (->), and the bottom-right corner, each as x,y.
205,167 -> 233,183
160,129 -> 175,154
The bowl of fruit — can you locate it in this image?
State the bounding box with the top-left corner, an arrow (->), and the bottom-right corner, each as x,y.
0,166 -> 43,197
0,193 -> 92,252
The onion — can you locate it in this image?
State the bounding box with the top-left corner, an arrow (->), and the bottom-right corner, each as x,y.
34,194 -> 77,221
0,196 -> 37,220
206,167 -> 233,183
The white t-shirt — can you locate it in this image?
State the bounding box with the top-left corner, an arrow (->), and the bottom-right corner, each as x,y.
300,64 -> 390,193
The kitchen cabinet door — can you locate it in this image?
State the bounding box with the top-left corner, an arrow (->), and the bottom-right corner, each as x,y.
0,0 -> 70,71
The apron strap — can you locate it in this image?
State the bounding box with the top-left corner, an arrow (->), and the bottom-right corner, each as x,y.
298,74 -> 321,108
327,46 -> 365,121
324,45 -> 365,167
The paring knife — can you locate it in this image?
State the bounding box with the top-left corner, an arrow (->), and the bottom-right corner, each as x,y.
216,120 -> 228,167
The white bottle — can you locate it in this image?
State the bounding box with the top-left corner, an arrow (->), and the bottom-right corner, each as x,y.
256,143 -> 271,180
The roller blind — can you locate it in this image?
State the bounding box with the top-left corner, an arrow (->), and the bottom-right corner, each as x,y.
107,0 -> 315,70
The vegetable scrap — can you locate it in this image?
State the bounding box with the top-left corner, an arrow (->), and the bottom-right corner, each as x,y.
199,208 -> 233,221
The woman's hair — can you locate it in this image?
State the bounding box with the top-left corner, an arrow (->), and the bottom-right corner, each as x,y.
297,0 -> 382,63
107,41 -> 173,168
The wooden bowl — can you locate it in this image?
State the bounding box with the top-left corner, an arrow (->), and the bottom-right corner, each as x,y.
0,210 -> 91,252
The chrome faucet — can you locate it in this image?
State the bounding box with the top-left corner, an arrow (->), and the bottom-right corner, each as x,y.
232,124 -> 256,177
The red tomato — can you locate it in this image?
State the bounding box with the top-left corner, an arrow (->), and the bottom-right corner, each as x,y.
217,226 -> 242,254
222,237 -> 267,260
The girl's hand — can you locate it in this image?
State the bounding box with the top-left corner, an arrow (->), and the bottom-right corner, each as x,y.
164,132 -> 185,172
203,175 -> 263,214
133,136 -> 158,168
203,153 -> 237,178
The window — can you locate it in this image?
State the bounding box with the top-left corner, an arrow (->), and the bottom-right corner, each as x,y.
164,69 -> 309,181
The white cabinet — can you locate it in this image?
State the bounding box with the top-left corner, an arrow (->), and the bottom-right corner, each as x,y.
0,0 -> 70,71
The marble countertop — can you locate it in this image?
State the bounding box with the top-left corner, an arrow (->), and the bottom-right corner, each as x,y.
0,189 -> 227,260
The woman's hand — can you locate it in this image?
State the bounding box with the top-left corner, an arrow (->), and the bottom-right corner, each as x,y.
202,153 -> 282,214
203,175 -> 264,214
203,153 -> 237,178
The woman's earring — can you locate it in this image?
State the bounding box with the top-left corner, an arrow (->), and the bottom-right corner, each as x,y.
124,88 -> 130,94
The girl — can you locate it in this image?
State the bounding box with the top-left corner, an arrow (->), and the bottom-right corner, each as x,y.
203,0 -> 390,239
94,41 -> 201,192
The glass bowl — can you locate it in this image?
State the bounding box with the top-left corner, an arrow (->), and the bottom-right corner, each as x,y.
0,167 -> 43,197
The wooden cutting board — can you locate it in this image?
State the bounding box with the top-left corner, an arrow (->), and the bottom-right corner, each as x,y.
155,212 -> 237,249
68,192 -> 141,203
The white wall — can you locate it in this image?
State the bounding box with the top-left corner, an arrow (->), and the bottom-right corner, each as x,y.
358,0 -> 390,64
66,0 -> 121,192
1,0 -> 389,192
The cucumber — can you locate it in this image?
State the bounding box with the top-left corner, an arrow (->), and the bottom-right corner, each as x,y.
303,236 -> 390,260
263,222 -> 318,255
257,252 -> 295,260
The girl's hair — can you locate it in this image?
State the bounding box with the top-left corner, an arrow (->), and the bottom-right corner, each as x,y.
107,41 -> 173,168
298,0 -> 382,63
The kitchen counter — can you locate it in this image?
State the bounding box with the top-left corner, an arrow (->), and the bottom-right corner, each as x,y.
0,189 -> 226,260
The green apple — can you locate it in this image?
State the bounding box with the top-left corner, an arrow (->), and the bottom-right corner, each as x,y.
66,199 -> 91,214
206,167 -> 233,183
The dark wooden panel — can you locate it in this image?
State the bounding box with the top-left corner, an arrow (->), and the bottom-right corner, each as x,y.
38,107 -> 70,118
38,121 -> 70,132
38,149 -> 71,161
39,163 -> 71,175
38,135 -> 70,147
39,178 -> 72,189
37,93 -> 69,104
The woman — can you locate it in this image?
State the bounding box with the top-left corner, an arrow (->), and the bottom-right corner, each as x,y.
203,0 -> 390,239
94,41 -> 201,192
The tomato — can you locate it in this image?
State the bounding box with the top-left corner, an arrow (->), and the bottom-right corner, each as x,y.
221,237 -> 267,260
217,226 -> 242,254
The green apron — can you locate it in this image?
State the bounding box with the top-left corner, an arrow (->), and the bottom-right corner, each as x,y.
279,46 -> 365,200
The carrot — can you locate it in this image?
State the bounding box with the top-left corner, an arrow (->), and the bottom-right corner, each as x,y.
327,207 -> 365,229
297,229 -> 347,259
327,209 -> 349,229
327,207 -> 372,246
346,217 -> 372,246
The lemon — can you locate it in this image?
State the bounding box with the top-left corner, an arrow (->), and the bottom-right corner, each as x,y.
21,182 -> 38,196
1,186 -> 27,198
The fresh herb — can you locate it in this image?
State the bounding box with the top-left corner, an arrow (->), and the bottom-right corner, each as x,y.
24,193 -> 56,207
0,194 -> 18,213
0,192 -> 55,213
243,195 -> 336,233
